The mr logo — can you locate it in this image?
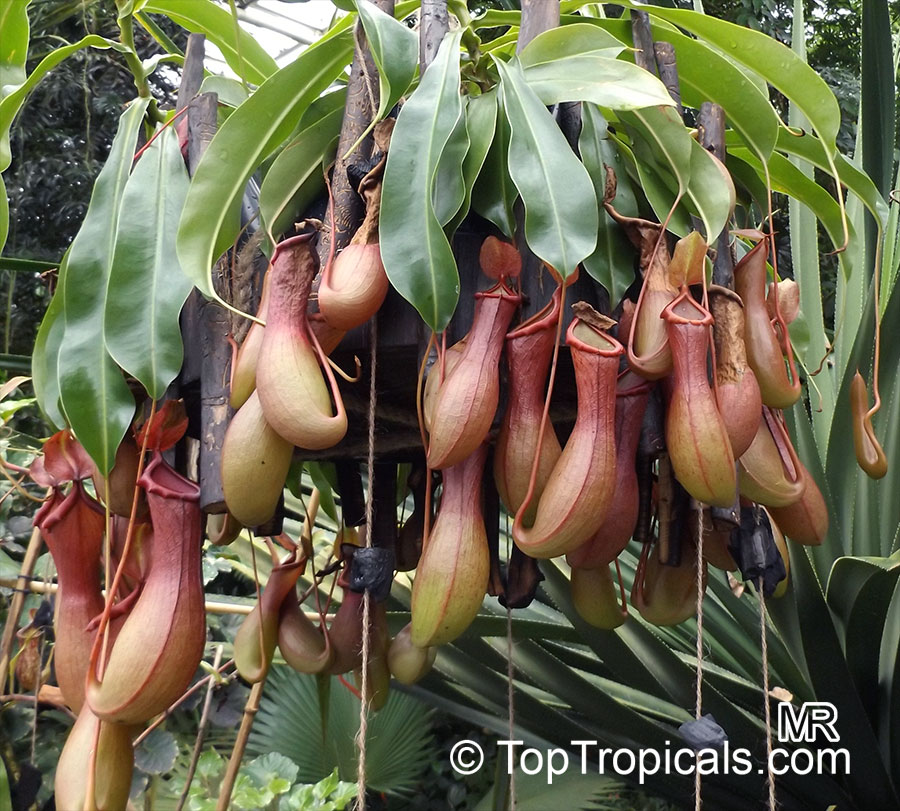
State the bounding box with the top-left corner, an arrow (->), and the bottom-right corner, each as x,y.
777,702 -> 840,743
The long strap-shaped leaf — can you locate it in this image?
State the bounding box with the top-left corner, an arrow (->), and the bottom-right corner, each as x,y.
1,33 -> 123,253
579,104 -> 639,304
589,17 -> 780,164
105,127 -> 192,401
522,53 -> 676,111
354,0 -> 418,131
609,0 -> 841,150
380,32 -> 464,333
495,57 -> 597,279
258,106 -> 344,242
31,256 -> 67,429
142,0 -> 277,85
56,98 -> 150,474
176,31 -> 354,300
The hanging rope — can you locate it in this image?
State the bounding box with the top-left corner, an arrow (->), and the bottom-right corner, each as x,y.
355,315 -> 378,811
505,522 -> 517,811
759,576 -> 776,810
694,506 -> 706,811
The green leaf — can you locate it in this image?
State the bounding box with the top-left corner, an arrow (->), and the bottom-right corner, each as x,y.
589,17 -> 779,163
0,0 -> 31,107
433,97 -> 470,228
617,106 -> 691,229
258,106 -> 343,240
730,146 -> 857,279
249,668 -> 434,793
305,462 -> 338,523
621,108 -> 735,241
861,0 -> 895,198
495,57 -> 597,278
0,174 -> 7,259
134,728 -> 179,775
769,127 -> 888,227
447,89 -> 498,235
882,160 -> 900,314
105,127 -> 191,400
523,54 -> 676,111
610,1 -> 842,149
517,22 -> 627,66
143,0 -> 277,85
579,104 -> 638,304
380,32 -> 464,332
177,31 -> 354,299
789,545 -> 900,804
354,0 -> 418,125
244,752 -> 299,792
57,98 -> 150,473
1,34 -> 121,172
197,75 -> 250,108
31,259 -> 67,429
684,137 -> 735,240
471,103 -> 516,238
827,556 -> 900,728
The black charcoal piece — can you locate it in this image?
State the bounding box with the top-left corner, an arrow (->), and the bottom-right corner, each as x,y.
679,714 -> 728,751
348,546 -> 395,602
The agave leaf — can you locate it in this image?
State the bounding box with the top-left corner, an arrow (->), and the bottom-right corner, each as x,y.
827,557 -> 900,723
861,0 -> 895,198
789,545 -> 900,804
142,0 -> 277,85
784,3 -> 835,451
105,127 -> 192,400
380,31 -> 463,332
731,147 -> 857,279
495,57 -> 597,278
176,31 -> 354,299
880,578 -> 900,780
56,98 -> 149,474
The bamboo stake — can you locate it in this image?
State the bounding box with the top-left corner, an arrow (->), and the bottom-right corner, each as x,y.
0,578 -> 336,622
216,679 -> 266,811
0,526 -> 43,696
177,644 -> 225,811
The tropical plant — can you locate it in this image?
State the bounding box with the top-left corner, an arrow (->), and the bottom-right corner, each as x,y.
2,0 -> 899,809
249,666 -> 435,794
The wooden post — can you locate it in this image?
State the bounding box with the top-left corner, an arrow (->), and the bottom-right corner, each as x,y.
420,0 -> 450,69
318,0 -> 395,267
517,0 -> 559,52
177,35 -> 207,388
653,42 -> 684,119
185,92 -> 233,514
630,10 -> 658,75
698,102 -> 735,289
